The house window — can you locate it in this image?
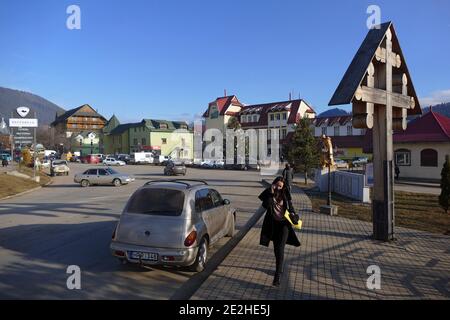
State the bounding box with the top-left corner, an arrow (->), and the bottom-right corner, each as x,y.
181,138 -> 186,147
270,114 -> 274,121
142,138 -> 146,145
282,113 -> 287,120
241,116 -> 246,123
276,114 -> 280,120
321,127 -> 327,136
133,138 -> 138,145
162,138 -> 167,144
347,126 -> 352,136
421,149 -> 438,167
334,126 -> 340,136
247,115 -> 252,122
160,124 -> 168,129
395,149 -> 411,166
253,115 -> 257,122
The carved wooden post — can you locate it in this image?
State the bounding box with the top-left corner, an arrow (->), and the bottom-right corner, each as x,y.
328,22 -> 421,241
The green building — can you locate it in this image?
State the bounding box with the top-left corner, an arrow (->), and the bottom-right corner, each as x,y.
103,117 -> 193,159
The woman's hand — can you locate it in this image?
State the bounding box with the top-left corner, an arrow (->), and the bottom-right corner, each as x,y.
271,184 -> 276,194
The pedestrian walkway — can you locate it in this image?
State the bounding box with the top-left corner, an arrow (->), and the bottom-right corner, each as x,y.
192,184 -> 450,300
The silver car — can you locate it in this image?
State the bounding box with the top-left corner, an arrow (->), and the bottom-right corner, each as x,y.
74,167 -> 134,187
110,179 -> 236,272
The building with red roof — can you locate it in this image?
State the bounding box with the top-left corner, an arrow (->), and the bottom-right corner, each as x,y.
202,94 -> 316,159
392,110 -> 450,180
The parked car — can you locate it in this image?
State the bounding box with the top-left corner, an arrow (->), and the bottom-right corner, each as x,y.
0,153 -> 12,163
69,155 -> 81,163
213,160 -> 225,169
74,167 -> 134,187
110,179 -> 236,272
180,159 -> 194,166
164,161 -> 187,176
81,154 -> 101,164
200,160 -> 214,169
117,154 -> 131,163
335,159 -> 349,169
103,157 -> 126,166
133,152 -> 154,164
224,163 -> 249,171
41,159 -> 51,169
158,155 -> 171,166
352,157 -> 368,167
51,160 -> 70,176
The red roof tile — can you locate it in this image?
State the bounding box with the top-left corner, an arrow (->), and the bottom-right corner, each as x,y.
202,95 -> 244,118
394,111 -> 450,143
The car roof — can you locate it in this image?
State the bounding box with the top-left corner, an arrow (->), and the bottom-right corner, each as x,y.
142,179 -> 208,192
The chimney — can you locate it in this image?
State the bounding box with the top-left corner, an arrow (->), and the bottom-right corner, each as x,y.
289,92 -> 292,101
224,89 -> 227,97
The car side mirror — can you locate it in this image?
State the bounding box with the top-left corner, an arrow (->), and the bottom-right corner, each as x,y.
223,199 -> 230,205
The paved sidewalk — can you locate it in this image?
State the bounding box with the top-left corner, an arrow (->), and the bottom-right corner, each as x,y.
192,185 -> 450,300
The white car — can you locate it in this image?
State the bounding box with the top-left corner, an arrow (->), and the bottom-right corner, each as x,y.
334,159 -> 349,169
103,158 -> 126,166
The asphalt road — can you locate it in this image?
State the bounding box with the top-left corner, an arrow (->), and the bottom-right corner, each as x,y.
0,163 -> 269,299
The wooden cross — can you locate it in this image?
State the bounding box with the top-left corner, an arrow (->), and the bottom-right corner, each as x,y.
328,22 -> 421,241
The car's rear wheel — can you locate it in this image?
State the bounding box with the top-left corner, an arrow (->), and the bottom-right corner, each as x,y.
189,237 -> 208,272
81,180 -> 89,187
113,178 -> 121,187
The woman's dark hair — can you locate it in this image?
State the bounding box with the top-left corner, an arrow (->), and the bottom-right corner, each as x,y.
272,176 -> 286,187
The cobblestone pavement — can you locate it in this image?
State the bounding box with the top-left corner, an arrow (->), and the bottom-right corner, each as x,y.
192,184 -> 450,300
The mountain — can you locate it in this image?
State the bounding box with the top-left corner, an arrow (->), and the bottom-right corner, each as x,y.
422,102 -> 450,117
0,87 -> 65,125
408,102 -> 450,122
317,108 -> 350,118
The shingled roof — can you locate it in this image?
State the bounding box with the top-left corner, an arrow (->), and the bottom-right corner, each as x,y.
329,22 -> 421,115
240,99 -> 315,128
52,104 -> 107,126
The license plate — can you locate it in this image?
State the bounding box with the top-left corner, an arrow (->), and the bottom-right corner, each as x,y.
129,251 -> 158,261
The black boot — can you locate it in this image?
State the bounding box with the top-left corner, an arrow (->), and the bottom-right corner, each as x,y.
272,273 -> 280,286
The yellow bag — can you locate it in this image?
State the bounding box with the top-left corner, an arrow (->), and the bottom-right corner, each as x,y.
284,210 -> 302,230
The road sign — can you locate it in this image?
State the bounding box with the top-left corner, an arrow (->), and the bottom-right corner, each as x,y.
13,127 -> 35,145
9,118 -> 38,127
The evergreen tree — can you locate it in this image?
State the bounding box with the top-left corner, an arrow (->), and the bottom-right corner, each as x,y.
287,117 -> 320,184
439,155 -> 450,214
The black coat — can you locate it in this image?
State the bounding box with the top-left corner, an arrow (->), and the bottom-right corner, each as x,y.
258,187 -> 301,247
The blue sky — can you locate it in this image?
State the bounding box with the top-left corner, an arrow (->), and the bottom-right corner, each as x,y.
0,0 -> 449,123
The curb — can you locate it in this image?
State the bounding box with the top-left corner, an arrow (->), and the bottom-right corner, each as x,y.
0,175 -> 53,201
170,180 -> 267,300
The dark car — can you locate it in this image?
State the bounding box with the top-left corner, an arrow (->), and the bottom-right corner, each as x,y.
164,161 -> 187,176
117,154 -> 131,164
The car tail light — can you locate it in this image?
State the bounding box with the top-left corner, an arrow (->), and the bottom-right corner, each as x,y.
184,230 -> 197,247
162,256 -> 175,261
114,250 -> 125,257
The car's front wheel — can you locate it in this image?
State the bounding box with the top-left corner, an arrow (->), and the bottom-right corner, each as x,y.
189,237 -> 208,272
113,179 -> 121,187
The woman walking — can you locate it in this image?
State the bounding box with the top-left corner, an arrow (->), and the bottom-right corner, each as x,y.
258,176 -> 301,286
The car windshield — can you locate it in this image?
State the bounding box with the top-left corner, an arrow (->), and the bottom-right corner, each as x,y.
53,161 -> 66,165
127,189 -> 185,216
